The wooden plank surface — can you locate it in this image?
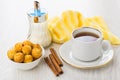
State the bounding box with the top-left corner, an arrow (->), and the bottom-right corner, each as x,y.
0,43 -> 120,80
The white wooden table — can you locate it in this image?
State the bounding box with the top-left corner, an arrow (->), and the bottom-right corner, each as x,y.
0,0 -> 120,80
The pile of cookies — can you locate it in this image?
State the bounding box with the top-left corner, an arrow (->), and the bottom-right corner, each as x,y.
7,40 -> 42,63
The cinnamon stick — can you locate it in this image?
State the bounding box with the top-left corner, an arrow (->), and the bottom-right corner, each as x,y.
34,17 -> 39,23
34,1 -> 39,23
34,1 -> 39,10
49,54 -> 63,74
50,48 -> 63,66
44,57 -> 59,76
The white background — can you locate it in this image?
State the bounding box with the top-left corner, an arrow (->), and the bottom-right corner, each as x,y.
0,0 -> 120,80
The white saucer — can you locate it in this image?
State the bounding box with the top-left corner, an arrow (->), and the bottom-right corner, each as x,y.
59,40 -> 114,69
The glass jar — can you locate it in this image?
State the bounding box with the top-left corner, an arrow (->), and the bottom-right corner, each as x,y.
27,8 -> 52,48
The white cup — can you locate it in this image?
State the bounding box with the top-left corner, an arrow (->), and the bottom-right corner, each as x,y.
71,27 -> 111,62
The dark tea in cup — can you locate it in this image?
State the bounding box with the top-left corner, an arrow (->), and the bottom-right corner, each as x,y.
74,32 -> 99,42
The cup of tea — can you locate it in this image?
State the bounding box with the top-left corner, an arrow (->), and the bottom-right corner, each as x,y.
71,27 -> 111,62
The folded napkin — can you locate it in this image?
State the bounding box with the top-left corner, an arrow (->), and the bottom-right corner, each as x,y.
48,10 -> 84,43
83,16 -> 120,45
48,10 -> 120,45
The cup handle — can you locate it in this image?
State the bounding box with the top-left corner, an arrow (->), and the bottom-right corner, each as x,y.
102,40 -> 112,52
